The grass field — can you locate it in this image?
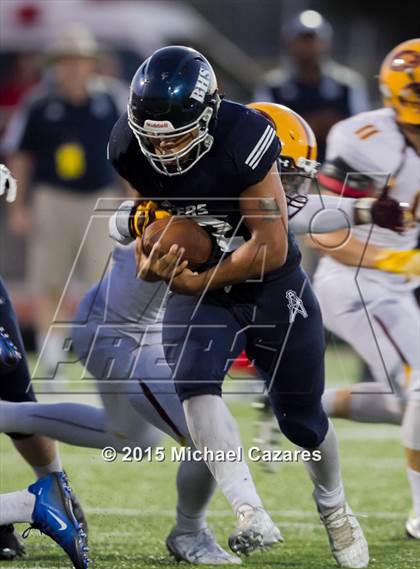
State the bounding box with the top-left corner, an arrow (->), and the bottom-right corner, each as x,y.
0,347 -> 418,569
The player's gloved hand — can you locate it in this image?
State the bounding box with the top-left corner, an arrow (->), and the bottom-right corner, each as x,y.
374,249 -> 420,277
0,164 -> 17,203
109,200 -> 171,245
355,186 -> 411,233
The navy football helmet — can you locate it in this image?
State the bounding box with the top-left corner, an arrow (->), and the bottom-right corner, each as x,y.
127,46 -> 220,176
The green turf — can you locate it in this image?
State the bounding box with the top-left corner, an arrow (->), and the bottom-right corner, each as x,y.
0,347 -> 418,568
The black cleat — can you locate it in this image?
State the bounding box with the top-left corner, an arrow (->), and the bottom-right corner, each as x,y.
0,524 -> 25,560
64,471 -> 88,539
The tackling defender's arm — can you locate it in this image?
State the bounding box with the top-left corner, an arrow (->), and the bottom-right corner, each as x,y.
289,192 -> 408,235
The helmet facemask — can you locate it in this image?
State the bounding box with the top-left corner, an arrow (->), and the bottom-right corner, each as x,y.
127,46 -> 221,176
128,104 -> 216,176
280,155 -> 319,196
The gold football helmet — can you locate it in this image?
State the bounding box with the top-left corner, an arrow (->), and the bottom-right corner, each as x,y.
248,102 -> 318,211
379,38 -> 420,126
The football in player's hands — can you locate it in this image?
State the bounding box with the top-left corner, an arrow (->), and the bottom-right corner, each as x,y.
142,216 -> 212,270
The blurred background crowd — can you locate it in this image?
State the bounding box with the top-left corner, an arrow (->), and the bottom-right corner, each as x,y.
0,0 -> 416,359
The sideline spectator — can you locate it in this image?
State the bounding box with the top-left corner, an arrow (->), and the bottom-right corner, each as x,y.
255,10 -> 370,161
3,23 -> 126,379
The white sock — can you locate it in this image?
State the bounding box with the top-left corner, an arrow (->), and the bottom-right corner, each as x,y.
33,454 -> 63,478
175,458 -> 216,533
322,384 -> 403,425
183,395 -> 263,515
303,420 -> 345,513
0,490 -> 35,524
407,468 -> 420,519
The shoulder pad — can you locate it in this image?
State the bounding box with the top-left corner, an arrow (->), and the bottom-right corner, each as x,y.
317,157 -> 375,197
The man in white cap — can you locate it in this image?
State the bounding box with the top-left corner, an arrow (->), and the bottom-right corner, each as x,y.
3,23 -> 126,381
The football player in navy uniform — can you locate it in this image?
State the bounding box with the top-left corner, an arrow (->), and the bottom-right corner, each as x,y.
0,165 -> 88,569
107,46 -> 369,567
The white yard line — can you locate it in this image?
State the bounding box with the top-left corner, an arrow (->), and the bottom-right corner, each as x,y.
84,507 -> 406,520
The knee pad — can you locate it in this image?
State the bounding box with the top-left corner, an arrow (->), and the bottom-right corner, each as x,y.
276,404 -> 329,449
402,396 -> 420,450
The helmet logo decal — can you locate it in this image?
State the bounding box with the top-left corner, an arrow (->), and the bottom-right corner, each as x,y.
190,66 -> 211,103
143,120 -> 175,132
391,50 -> 420,74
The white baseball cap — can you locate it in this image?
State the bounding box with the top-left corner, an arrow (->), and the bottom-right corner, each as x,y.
283,11 -> 333,43
48,23 -> 99,61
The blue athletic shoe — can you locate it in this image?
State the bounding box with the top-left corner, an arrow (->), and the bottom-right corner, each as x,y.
26,472 -> 89,568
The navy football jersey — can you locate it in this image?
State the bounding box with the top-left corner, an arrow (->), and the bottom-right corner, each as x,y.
109,99 -> 300,272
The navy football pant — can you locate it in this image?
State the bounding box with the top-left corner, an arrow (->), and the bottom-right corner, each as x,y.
163,266 -> 328,449
0,277 -> 36,439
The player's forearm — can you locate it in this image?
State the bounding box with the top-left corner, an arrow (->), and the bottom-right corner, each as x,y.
202,163 -> 289,288
309,230 -> 382,268
290,195 -> 358,234
202,236 -> 288,290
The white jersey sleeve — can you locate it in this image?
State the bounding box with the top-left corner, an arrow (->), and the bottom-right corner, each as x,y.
324,109 -> 403,190
321,108 -> 420,251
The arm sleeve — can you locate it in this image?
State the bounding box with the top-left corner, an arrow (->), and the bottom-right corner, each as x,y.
232,109 -> 281,191
289,194 -> 357,234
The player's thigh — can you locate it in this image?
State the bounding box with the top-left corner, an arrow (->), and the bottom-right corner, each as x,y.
246,267 -> 325,407
72,303 -> 186,442
88,334 -> 185,443
99,387 -> 164,449
0,277 -> 35,403
315,272 -> 419,391
127,341 -> 189,443
163,293 -> 245,399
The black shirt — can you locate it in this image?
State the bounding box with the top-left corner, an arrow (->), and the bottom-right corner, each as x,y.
11,79 -> 123,193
